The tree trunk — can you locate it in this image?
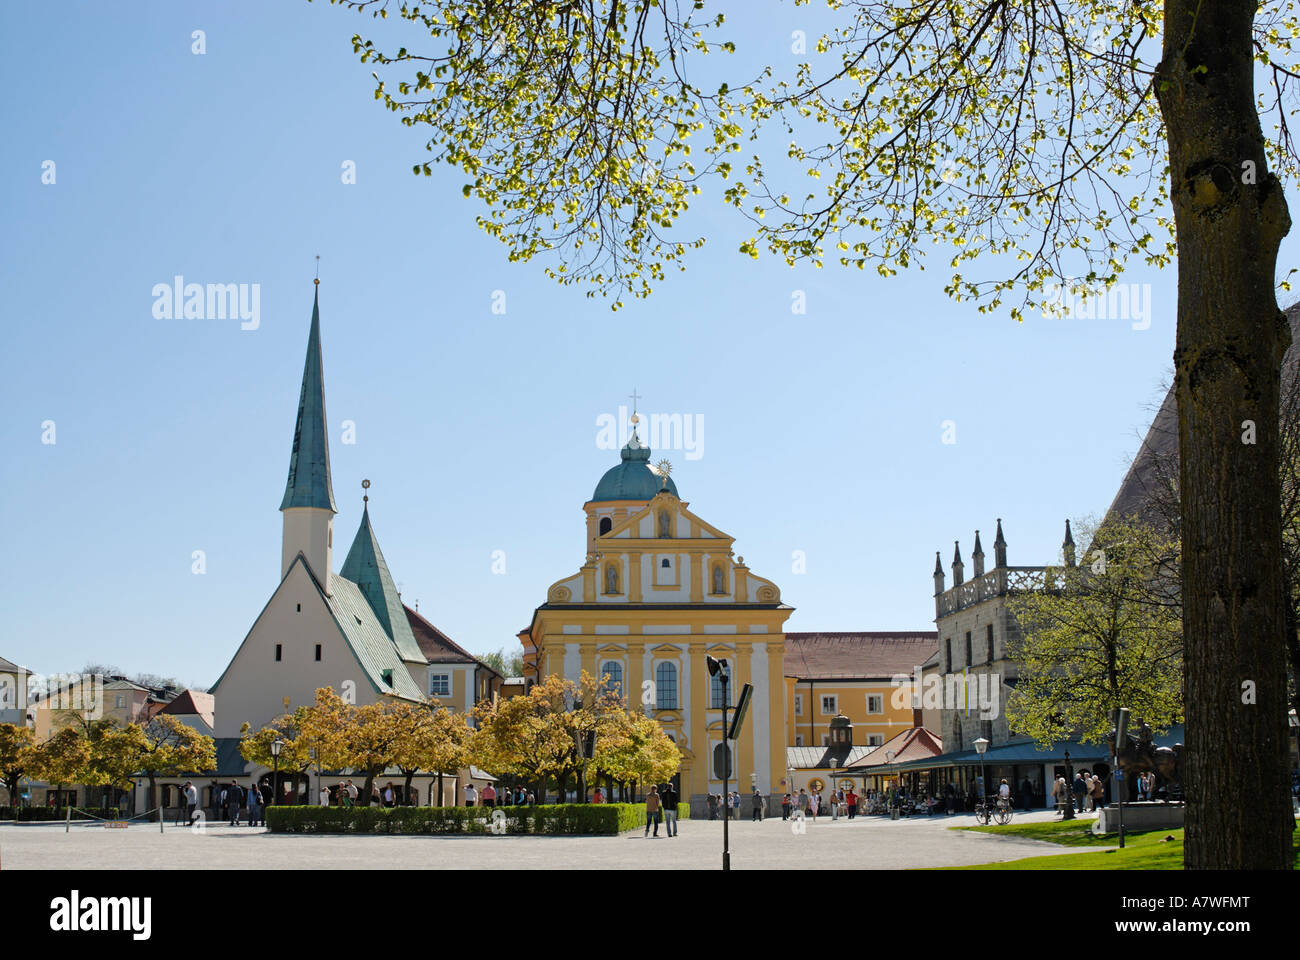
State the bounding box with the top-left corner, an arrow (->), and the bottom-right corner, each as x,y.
361,773 -> 375,806
1285,596 -> 1300,718
437,771 -> 444,807
1156,0 -> 1294,869
403,770 -> 414,805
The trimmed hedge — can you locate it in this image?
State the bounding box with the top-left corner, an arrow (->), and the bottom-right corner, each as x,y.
266,802 -> 689,836
0,807 -> 122,822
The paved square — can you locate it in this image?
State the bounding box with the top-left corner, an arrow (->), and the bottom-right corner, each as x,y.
0,809 -> 1099,870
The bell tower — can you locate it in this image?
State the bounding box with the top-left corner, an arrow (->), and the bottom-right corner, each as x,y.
280,281 -> 337,584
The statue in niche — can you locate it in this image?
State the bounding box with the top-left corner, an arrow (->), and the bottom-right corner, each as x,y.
713,564 -> 725,594
606,564 -> 620,594
659,511 -> 672,538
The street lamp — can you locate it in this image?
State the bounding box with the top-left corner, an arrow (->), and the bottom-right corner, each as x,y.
1062,749 -> 1076,821
271,738 -> 283,811
706,655 -> 730,871
973,737 -> 989,812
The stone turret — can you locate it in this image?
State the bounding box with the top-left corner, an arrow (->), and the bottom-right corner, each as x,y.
993,518 -> 1007,568
972,530 -> 985,578
1063,518 -> 1076,567
951,541 -> 964,587
933,551 -> 945,596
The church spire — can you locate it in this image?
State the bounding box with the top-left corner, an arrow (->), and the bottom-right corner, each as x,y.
972,529 -> 985,578
933,551 -> 945,596
993,518 -> 1007,568
951,540 -> 964,586
1062,518 -> 1076,566
280,283 -> 337,513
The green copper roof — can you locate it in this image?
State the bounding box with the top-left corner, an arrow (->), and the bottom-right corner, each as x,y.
339,506 -> 425,664
280,289 -> 337,513
591,430 -> 679,502
325,573 -> 426,700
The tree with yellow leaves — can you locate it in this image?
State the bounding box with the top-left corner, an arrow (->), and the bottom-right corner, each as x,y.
390,702 -> 472,807
30,726 -> 90,809
0,722 -> 36,809
134,715 -> 216,814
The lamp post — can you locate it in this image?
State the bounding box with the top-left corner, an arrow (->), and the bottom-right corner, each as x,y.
973,737 -> 989,813
1062,749 -> 1076,821
707,655 -> 730,871
271,738 -> 283,812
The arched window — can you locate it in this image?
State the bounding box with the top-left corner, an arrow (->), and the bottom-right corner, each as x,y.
661,558 -> 671,568
605,564 -> 620,594
601,661 -> 623,695
655,662 -> 678,710
598,516 -> 612,535
713,742 -> 732,780
710,670 -> 730,709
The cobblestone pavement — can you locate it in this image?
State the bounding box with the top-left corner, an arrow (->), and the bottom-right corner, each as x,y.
0,808 -> 1100,870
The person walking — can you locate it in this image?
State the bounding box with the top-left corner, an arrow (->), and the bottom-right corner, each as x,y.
1071,771 -> 1087,813
1091,774 -> 1106,811
248,783 -> 265,827
781,793 -> 792,820
751,787 -> 764,821
320,784 -> 331,806
383,782 -> 397,808
706,793 -> 717,820
480,783 -> 496,808
1019,776 -> 1034,811
227,780 -> 243,827
343,780 -> 357,807
662,782 -> 679,836
464,783 -> 477,807
644,785 -> 662,838
797,788 -> 810,821
183,781 -> 198,825
846,788 -> 858,820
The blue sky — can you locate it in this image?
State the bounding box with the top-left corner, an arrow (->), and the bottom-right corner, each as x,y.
2,1 -> 1289,688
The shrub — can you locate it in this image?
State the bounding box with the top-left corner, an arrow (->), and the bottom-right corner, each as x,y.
265,802 -> 688,835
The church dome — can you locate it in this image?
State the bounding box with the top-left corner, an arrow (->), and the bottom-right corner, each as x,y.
591,432 -> 678,502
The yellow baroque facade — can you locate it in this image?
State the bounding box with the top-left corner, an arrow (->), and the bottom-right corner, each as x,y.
519,427 -> 793,808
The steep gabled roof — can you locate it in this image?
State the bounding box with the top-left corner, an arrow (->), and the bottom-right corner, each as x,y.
403,604 -> 482,667
844,726 -> 943,769
784,632 -> 939,680
339,507 -> 425,665
158,690 -> 215,730
325,571 -> 426,700
208,552 -> 426,702
280,288 -> 337,513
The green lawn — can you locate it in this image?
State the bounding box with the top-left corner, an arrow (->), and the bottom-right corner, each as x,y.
943,818 -> 1300,870
957,817 -> 1130,847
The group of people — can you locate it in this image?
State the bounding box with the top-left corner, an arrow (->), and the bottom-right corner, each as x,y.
642,783 -> 681,837
462,783 -> 535,807
185,779 -> 265,827
1050,771 -> 1109,814
780,786 -> 861,820
704,791 -> 749,820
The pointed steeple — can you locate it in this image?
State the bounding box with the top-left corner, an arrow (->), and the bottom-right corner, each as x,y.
1062,518 -> 1076,567
993,518 -> 1007,568
972,529 -> 985,578
933,551 -> 945,596
339,496 -> 424,665
280,286 -> 337,513
951,540 -> 965,586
